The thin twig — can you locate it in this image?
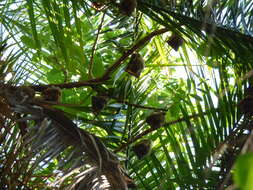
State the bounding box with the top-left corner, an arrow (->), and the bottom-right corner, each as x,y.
89,12 -> 106,79
118,100 -> 168,112
35,96 -> 167,112
114,108 -> 219,153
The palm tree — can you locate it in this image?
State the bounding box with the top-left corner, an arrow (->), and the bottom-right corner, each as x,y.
1,0 -> 253,189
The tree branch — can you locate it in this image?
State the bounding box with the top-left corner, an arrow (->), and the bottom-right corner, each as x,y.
101,28 -> 169,78
89,12 -> 106,79
117,99 -> 168,112
31,28 -> 169,91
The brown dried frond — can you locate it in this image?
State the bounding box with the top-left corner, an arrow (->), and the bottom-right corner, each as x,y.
0,95 -> 12,119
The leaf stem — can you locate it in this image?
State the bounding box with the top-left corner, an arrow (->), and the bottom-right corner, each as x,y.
89,12 -> 106,79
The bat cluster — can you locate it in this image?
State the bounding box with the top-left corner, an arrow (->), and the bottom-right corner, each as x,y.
17,86 -> 36,103
8,86 -> 62,105
41,86 -> 61,102
146,111 -> 165,129
131,112 -> 166,159
132,139 -> 152,159
167,33 -> 184,51
125,53 -> 144,78
91,95 -> 108,114
119,0 -> 137,16
3,86 -> 35,105
91,0 -> 137,16
91,1 -> 105,10
238,85 -> 253,116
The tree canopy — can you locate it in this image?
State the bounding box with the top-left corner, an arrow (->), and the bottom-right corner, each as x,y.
1,0 -> 253,189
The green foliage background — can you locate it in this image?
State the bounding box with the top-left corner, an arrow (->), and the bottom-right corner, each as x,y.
1,0 -> 253,189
